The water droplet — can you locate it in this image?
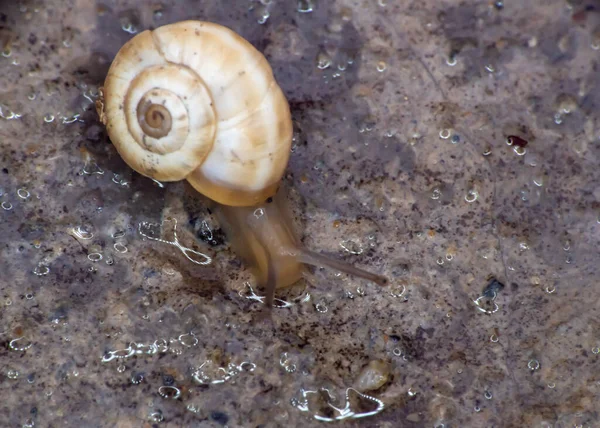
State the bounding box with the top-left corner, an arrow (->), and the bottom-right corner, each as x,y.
33,265 -> 49,276
112,229 -> 126,239
0,105 -> 22,120
450,134 -> 460,144
121,22 -> 138,34
473,295 -> 499,314
315,302 -> 328,313
554,113 -> 563,125
2,201 -> 13,210
490,334 -> 499,343
113,242 -> 128,253
82,158 -> 104,175
439,129 -> 451,139
9,337 -> 33,351
131,373 -> 144,384
239,362 -> 256,372
556,94 -> 578,114
376,61 -> 387,72
465,189 -> 478,203
513,146 -> 526,156
158,386 -> 181,399
484,64 -> 495,73
139,219 -> 212,266
7,369 -> 19,379
392,348 -> 402,357
316,52 -> 332,70
88,253 -> 103,262
253,208 -> 264,218
178,332 -> 198,347
297,0 -> 314,13
340,239 -> 363,255
149,410 -> 164,423
378,0 -> 387,6
431,188 -> 441,200
591,347 -> 599,354
484,391 -> 493,399
547,382 -> 555,389
407,388 -> 417,397
72,225 -> 94,240
446,53 -> 457,66
17,188 -> 30,199
43,114 -> 54,123
528,359 -> 540,371
545,285 -> 556,294
256,5 -> 270,24
436,257 -> 444,266
389,284 -> 406,298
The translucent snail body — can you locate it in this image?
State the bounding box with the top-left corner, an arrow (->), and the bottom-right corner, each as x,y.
96,20 -> 387,310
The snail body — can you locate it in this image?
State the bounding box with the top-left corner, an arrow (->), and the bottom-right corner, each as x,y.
97,20 -> 387,311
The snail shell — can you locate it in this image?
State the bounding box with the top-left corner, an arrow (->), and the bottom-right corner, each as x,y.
98,20 -> 293,206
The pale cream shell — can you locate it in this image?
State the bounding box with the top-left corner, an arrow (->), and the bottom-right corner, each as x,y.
101,20 -> 292,206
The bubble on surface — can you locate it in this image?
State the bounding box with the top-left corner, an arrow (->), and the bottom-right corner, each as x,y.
2,201 -> 13,210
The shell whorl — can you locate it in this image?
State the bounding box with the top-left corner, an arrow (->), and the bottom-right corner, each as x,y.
101,21 -> 293,206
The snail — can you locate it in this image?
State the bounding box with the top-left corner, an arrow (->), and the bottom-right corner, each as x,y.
96,20 -> 388,314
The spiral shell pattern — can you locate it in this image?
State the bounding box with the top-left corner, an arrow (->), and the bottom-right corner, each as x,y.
100,21 -> 292,206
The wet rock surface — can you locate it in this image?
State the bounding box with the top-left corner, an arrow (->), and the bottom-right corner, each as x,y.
1,0 -> 599,426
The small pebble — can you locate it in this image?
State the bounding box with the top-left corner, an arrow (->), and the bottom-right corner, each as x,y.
354,360 -> 390,391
